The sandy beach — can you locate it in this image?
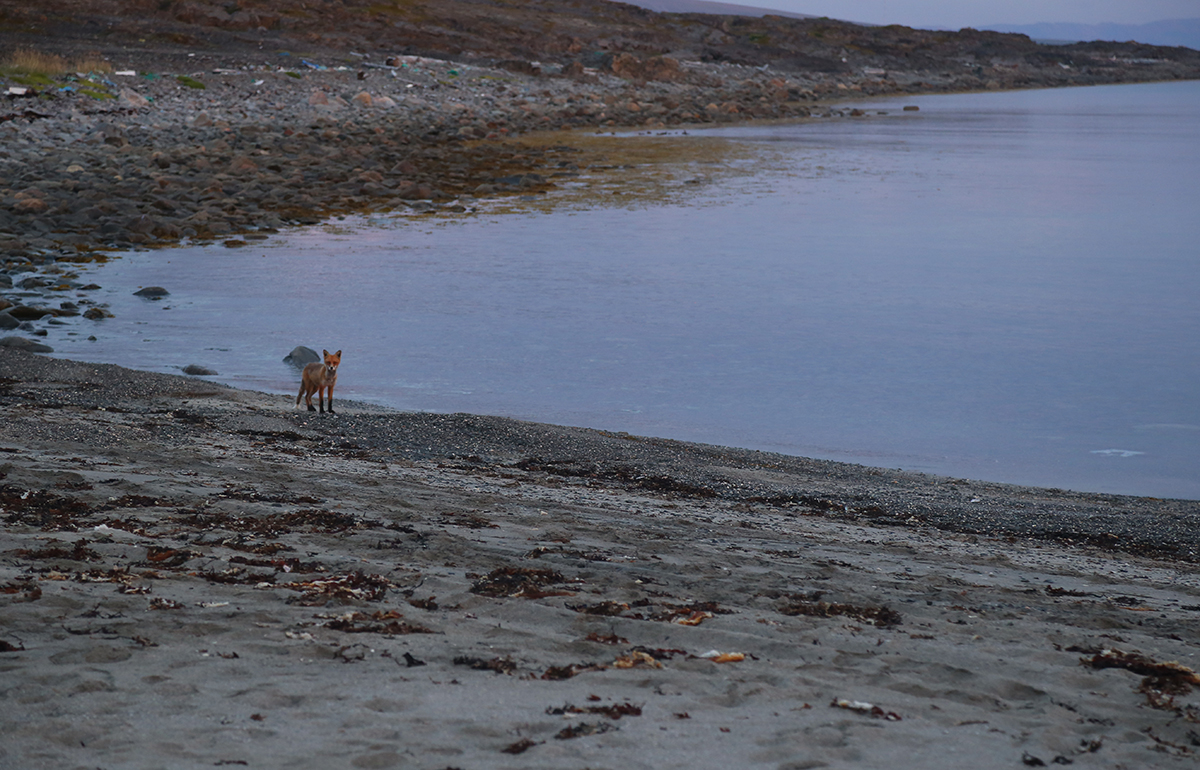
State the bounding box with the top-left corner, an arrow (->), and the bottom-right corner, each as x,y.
2,347 -> 1199,769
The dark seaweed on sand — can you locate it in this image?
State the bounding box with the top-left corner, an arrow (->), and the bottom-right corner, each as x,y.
324,610 -> 434,636
584,632 -> 629,645
469,566 -> 574,598
286,571 -> 390,604
173,507 -> 367,536
501,737 -> 540,754
1,485 -> 93,531
778,598 -> 902,628
567,600 -> 630,616
547,702 -> 642,719
540,662 -> 606,680
453,655 -> 518,674
1081,648 -> 1200,713
17,538 -> 100,562
555,722 -> 616,739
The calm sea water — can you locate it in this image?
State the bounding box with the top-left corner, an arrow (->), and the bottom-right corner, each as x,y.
47,81 -> 1200,499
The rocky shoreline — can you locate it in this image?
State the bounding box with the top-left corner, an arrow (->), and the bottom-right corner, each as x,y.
3,7 -> 1200,345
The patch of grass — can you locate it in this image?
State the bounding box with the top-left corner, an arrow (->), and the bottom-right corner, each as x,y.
10,72 -> 55,87
176,74 -> 206,89
5,48 -> 69,75
284,71 -> 302,79
74,56 -> 113,74
1,48 -> 112,77
77,86 -> 115,100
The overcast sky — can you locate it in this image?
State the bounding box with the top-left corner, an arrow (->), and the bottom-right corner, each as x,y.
735,1 -> 1198,28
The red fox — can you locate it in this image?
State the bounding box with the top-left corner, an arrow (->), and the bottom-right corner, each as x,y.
296,349 -> 340,414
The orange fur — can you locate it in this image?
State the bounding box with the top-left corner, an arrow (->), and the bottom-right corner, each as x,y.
295,349 -> 340,414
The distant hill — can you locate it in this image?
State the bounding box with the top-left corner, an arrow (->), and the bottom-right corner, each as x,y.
983,18 -> 1200,50
618,0 -> 814,21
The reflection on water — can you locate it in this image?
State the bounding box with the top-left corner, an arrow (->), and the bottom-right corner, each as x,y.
47,82 -> 1200,499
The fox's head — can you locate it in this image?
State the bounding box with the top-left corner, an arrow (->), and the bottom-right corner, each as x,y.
322,349 -> 341,377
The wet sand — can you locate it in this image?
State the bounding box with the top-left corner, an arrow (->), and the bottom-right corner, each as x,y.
2,347 -> 1199,769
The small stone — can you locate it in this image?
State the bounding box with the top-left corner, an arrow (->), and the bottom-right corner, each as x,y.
133,286 -> 170,298
182,364 -> 218,376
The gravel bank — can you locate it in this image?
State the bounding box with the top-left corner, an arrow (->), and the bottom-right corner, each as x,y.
3,348 -> 1198,560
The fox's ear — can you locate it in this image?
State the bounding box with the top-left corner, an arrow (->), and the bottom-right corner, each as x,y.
322,349 -> 329,356
335,350 -> 341,357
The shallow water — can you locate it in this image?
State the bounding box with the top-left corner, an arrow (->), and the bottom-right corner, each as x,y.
48,81 -> 1200,499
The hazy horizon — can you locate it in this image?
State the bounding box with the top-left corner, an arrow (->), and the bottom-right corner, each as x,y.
634,0 -> 1199,29
619,0 -> 1200,49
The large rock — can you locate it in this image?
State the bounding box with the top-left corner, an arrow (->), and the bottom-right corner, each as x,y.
610,53 -> 683,82
0,336 -> 53,353
6,305 -> 55,320
13,196 -> 48,214
283,345 -> 320,368
133,286 -> 170,298
119,89 -> 151,109
0,312 -> 19,330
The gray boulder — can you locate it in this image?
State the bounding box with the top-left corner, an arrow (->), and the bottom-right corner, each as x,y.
0,312 -> 18,330
283,345 -> 321,368
0,336 -> 54,353
182,364 -> 218,376
133,286 -> 170,298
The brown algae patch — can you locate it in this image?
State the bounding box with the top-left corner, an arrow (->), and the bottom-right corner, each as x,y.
472,130 -> 778,214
